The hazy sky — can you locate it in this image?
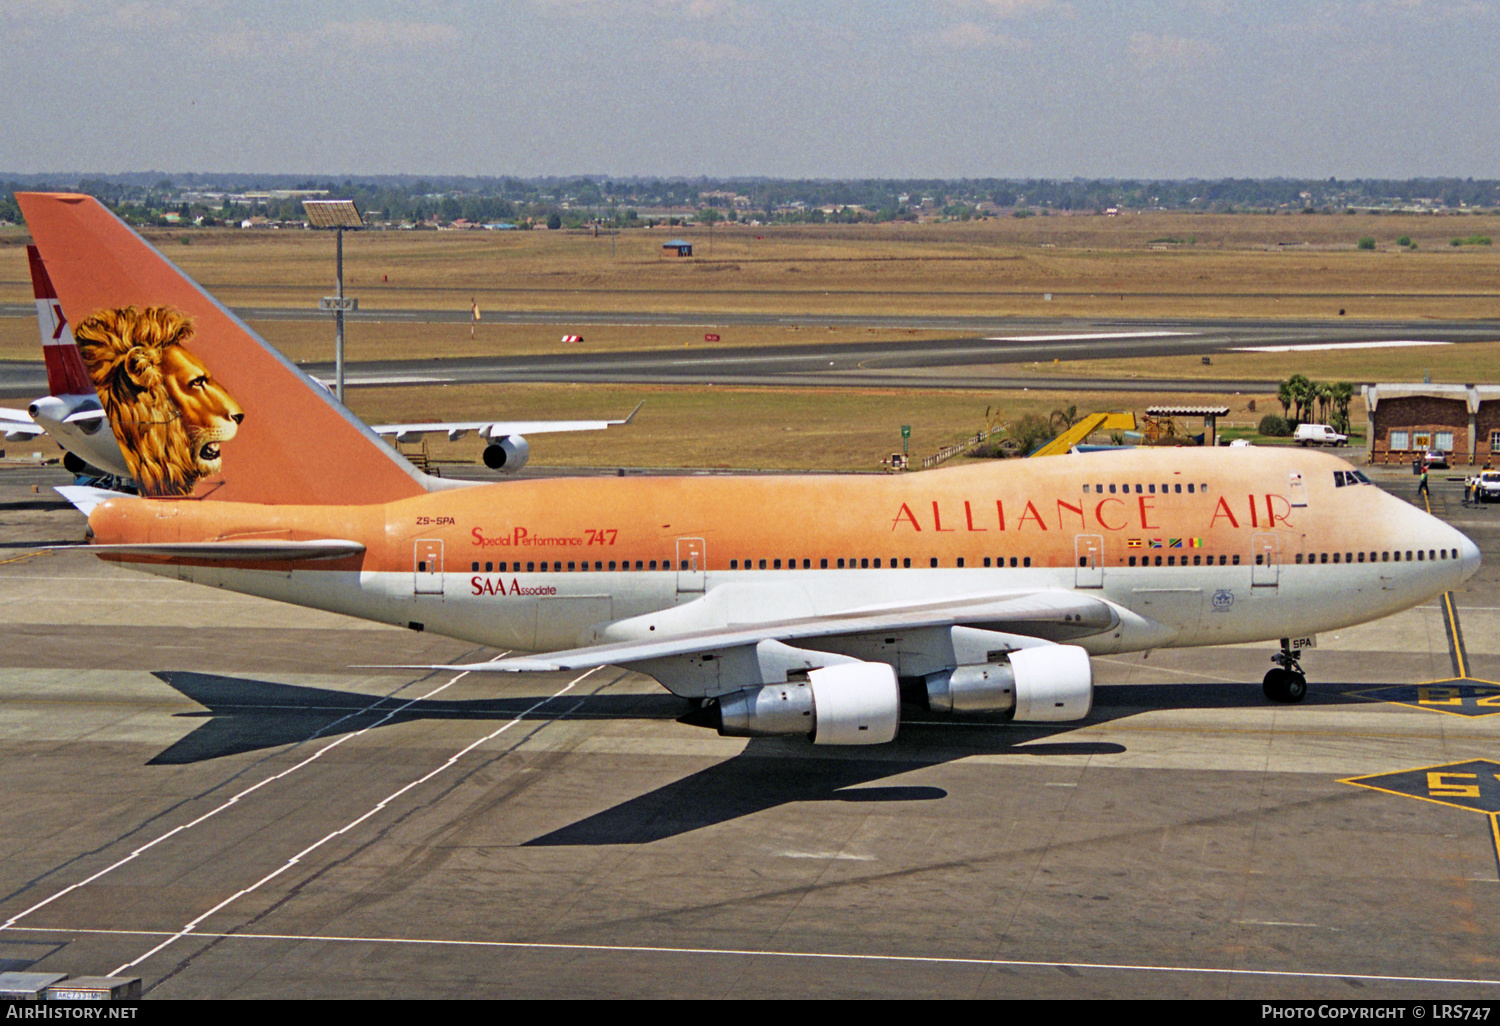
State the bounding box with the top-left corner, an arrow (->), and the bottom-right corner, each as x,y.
3,0 -> 1497,179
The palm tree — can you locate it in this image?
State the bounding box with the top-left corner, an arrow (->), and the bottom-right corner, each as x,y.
1049,403 -> 1079,431
1330,382 -> 1355,434
1287,374 -> 1313,424
1277,378 -> 1295,420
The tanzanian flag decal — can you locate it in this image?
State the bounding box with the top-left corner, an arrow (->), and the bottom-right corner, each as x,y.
1169,538 -> 1182,548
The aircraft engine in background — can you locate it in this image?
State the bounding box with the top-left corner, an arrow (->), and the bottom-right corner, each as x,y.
924,644 -> 1092,721
482,434 -> 530,472
29,394 -> 107,437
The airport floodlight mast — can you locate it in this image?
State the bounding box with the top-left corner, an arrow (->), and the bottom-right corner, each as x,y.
302,199 -> 363,402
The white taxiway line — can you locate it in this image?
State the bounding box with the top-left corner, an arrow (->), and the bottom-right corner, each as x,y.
8,924 -> 1498,989
986,331 -> 1198,342
347,375 -> 456,385
106,666 -> 603,977
0,660 -> 509,932
1230,340 -> 1452,352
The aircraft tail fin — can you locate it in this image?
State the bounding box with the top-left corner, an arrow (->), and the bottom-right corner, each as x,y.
27,245 -> 94,397
18,193 -> 431,505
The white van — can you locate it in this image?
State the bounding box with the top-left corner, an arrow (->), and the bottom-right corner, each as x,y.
1294,423 -> 1348,447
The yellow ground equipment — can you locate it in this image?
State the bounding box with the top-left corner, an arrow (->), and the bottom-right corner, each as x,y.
1029,412 -> 1138,458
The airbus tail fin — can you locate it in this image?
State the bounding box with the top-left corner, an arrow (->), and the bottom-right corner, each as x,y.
18,193 -> 430,505
27,245 -> 94,397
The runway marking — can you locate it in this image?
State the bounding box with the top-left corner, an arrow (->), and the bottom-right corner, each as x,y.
0,552 -> 43,568
105,666 -> 603,977
1230,340 -> 1451,352
0,659 -> 512,932
1350,680 -> 1500,719
9,924 -> 1500,988
779,851 -> 876,861
346,375 -> 455,386
986,331 -> 1196,342
1341,759 -> 1500,879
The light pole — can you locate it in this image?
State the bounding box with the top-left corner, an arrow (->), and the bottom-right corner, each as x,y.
302,199 -> 363,403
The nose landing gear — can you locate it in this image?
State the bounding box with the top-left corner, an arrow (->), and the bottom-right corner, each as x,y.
1264,641 -> 1308,703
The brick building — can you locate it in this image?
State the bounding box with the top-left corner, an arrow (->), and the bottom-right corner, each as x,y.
1363,383 -> 1500,466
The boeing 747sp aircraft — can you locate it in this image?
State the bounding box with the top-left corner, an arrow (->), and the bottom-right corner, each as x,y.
20,192 -> 1481,746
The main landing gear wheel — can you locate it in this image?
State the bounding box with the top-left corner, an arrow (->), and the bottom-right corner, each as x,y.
1262,668 -> 1308,703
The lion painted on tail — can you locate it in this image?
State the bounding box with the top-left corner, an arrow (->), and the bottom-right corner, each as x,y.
73,306 -> 244,497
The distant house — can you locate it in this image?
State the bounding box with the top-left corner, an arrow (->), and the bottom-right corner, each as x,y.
663,239 -> 693,257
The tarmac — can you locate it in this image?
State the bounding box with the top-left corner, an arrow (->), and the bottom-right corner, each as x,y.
1,459 -> 1499,999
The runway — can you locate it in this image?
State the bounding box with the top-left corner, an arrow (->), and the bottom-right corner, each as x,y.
2,462 -> 1499,998
2,313 -> 1496,397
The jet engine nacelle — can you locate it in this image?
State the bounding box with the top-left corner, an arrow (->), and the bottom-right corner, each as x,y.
482,434 -> 530,472
29,394 -> 106,436
717,661 -> 900,745
924,644 -> 1092,722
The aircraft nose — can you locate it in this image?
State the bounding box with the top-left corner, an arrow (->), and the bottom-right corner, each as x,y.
1458,531 -> 1482,582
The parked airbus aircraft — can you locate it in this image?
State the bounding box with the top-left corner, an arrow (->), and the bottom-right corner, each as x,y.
0,246 -> 131,481
22,193 -> 1481,746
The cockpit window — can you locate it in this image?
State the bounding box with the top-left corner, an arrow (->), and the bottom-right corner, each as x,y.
1333,470 -> 1371,488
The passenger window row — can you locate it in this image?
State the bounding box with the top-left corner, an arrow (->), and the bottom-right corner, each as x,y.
1126,554 -> 1237,567
467,547 -> 1457,575
471,560 -> 675,573
1296,549 -> 1453,564
1084,481 -> 1209,495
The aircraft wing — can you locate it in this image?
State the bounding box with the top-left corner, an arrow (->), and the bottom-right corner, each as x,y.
373,401 -> 644,440
429,589 -> 1117,672
1,407 -> 45,439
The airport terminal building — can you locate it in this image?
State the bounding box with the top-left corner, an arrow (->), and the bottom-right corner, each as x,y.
1364,383 -> 1500,466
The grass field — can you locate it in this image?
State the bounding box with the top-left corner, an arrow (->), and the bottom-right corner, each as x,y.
1,211 -> 1492,471
346,382 -> 1280,472
1007,339 -> 1500,386
3,211 -> 1497,321
0,317 -> 953,366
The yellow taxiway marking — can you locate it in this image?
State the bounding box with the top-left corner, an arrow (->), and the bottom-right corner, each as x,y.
1341,758 -> 1500,878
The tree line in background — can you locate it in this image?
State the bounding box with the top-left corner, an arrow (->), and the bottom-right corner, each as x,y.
1260,376 -> 1356,437
2,174 -> 1499,230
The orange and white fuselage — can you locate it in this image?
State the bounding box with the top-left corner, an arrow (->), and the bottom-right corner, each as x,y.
87,445 -> 1477,690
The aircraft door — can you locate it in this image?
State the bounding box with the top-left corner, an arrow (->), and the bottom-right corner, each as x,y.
414,539 -> 444,596
677,537 -> 706,594
1251,533 -> 1278,588
1074,534 -> 1104,588
1288,470 -> 1308,507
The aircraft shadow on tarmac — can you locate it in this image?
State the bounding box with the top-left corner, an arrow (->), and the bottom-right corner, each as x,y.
150,670 -> 1373,844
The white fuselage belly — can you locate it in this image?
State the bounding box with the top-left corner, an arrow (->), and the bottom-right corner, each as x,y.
153,553 -> 1465,669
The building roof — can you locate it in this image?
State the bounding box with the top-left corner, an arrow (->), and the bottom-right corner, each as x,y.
1364,384 -> 1500,414
1145,406 -> 1230,417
